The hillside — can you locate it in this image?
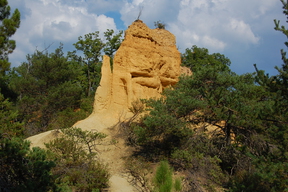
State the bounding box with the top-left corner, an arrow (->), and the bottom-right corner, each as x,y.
1,5 -> 288,191
27,20 -> 182,192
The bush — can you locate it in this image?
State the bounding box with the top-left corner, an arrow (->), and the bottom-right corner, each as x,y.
154,20 -> 166,29
154,161 -> 173,192
124,157 -> 152,192
153,161 -> 182,192
45,127 -> 109,191
0,135 -> 56,192
128,98 -> 192,159
47,96 -> 94,131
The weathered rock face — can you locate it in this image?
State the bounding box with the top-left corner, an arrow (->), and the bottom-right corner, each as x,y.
74,20 -> 181,131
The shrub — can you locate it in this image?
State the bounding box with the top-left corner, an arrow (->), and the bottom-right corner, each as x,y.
154,161 -> 173,192
0,135 -> 56,192
45,127 -> 109,191
124,157 -> 152,192
153,161 -> 182,192
154,20 -> 166,29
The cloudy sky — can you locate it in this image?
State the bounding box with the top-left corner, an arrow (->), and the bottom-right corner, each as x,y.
9,0 -> 286,75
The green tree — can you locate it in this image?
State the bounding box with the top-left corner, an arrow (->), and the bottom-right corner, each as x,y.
0,134 -> 56,192
181,45 -> 231,72
10,45 -> 83,135
129,45 -> 288,190
271,0 -> 288,152
0,0 -> 20,75
70,29 -> 123,97
237,1 -> 288,191
103,29 -> 123,58
154,161 -> 173,192
154,20 -> 166,29
0,92 -> 23,136
70,31 -> 104,97
151,161 -> 182,192
274,0 -> 288,79
179,46 -> 288,190
0,0 -> 20,100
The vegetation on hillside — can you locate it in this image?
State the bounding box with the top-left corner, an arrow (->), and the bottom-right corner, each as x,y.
45,127 -> 109,191
0,0 -> 287,191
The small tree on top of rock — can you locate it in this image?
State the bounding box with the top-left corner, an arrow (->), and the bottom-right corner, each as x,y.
154,20 -> 166,29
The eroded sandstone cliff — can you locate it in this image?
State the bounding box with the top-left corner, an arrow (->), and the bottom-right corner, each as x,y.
74,20 -> 181,131
27,20 -> 183,192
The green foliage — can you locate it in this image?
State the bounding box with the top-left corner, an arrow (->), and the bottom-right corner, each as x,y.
131,97 -> 192,157
103,29 -> 123,58
175,51 -> 287,190
127,44 -> 288,190
47,97 -> 93,131
229,1 -> 288,190
274,0 -> 288,74
174,177 -> 182,192
154,20 -> 166,29
0,135 -> 56,192
153,161 -> 182,192
181,45 -> 231,73
154,161 -> 173,192
0,92 -> 23,136
257,0 -> 288,153
70,29 -> 123,97
228,157 -> 288,192
10,45 -> 83,135
61,127 -> 107,154
45,127 -> 109,191
71,31 -> 104,97
0,0 -> 20,75
171,134 -> 225,191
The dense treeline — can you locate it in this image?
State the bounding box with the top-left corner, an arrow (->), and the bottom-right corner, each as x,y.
0,0 -> 122,190
2,31 -> 122,137
0,0 -> 288,191
127,45 -> 288,191
123,1 -> 288,191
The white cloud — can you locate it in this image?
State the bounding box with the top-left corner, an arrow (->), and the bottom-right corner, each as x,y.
8,0 -> 285,75
95,15 -> 117,32
203,36 -> 226,50
10,0 -> 117,67
166,0 -> 265,53
84,0 -> 124,15
226,18 -> 260,44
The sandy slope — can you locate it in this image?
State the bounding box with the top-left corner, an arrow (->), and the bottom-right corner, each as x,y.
27,126 -> 137,192
97,127 -> 137,192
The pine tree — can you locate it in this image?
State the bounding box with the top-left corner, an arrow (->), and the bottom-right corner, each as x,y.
0,92 -> 23,137
272,0 -> 288,156
255,0 -> 288,154
272,0 -> 288,114
131,45 -> 288,190
0,135 -> 56,192
10,45 -> 83,135
274,0 -> 288,73
0,0 -> 20,75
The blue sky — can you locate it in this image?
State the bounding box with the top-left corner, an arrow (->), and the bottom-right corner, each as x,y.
9,0 -> 286,75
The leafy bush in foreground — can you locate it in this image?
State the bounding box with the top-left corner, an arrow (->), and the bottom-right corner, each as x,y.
45,127 -> 109,192
0,134 -> 56,192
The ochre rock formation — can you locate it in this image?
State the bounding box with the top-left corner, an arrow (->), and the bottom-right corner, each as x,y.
74,20 -> 181,131
27,20 -> 182,192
